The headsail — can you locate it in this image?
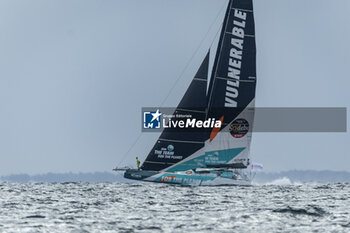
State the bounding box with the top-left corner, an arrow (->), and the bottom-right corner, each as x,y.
141,52 -> 210,171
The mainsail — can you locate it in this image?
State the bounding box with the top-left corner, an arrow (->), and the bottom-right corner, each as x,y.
204,0 -> 256,168
141,0 -> 256,172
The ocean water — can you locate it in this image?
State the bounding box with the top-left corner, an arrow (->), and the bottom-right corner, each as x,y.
0,181 -> 349,233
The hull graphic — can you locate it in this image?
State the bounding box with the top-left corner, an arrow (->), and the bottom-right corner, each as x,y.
124,169 -> 251,186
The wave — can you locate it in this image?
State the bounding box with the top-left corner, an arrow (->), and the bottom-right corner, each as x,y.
25,215 -> 46,219
266,177 -> 294,185
253,177 -> 302,186
272,205 -> 327,217
255,178 -> 329,187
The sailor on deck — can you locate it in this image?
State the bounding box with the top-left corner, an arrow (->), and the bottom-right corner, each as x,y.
136,157 -> 140,170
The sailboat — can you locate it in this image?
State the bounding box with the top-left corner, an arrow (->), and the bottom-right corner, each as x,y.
114,0 -> 258,186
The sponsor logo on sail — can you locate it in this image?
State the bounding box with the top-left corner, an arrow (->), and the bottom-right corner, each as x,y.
225,9 -> 247,108
229,118 -> 249,138
167,144 -> 174,151
155,146 -> 182,160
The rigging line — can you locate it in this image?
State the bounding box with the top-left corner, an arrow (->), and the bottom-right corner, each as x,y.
159,0 -> 228,107
116,133 -> 143,167
209,18 -> 224,48
115,1 -> 227,168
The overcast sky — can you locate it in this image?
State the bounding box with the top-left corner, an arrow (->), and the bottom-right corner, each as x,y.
0,0 -> 349,175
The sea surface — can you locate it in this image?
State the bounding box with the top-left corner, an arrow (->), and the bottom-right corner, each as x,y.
0,180 -> 349,233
